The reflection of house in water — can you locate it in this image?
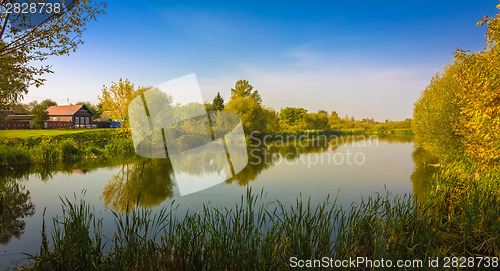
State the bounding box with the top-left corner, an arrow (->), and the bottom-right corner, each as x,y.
71,169 -> 88,174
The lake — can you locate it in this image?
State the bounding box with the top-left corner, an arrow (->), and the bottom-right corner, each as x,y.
0,135 -> 425,270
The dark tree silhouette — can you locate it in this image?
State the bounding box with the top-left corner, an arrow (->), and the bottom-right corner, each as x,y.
0,180 -> 35,245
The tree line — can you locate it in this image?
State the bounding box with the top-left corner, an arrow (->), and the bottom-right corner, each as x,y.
5,77 -> 412,134
204,79 -> 412,134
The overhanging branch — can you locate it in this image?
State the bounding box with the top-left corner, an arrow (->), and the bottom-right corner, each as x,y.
0,0 -> 13,39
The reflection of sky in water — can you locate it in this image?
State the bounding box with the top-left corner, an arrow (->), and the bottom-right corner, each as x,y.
251,140 -> 414,204
0,138 -> 415,269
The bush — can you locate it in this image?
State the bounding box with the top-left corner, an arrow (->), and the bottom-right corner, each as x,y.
1,129 -> 135,166
32,140 -> 62,163
60,139 -> 80,160
103,138 -> 134,156
0,145 -> 31,166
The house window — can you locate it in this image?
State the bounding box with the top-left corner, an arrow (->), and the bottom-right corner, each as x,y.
75,117 -> 79,124
86,117 -> 89,124
80,117 -> 84,124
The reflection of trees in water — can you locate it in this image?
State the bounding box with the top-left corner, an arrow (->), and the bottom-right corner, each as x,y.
376,135 -> 413,144
410,146 -> 439,204
101,159 -> 175,212
227,135 -> 412,186
226,147 -> 274,186
0,165 -> 53,183
0,156 -> 139,184
227,140 -> 338,186
0,180 -> 35,245
1,135 -> 417,215
0,159 -> 138,245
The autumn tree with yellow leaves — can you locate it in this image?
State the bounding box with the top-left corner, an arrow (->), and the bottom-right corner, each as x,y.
98,78 -> 148,128
413,2 -> 500,170
453,10 -> 500,169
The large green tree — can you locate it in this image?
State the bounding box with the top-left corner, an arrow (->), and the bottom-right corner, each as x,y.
263,107 -> 280,133
230,80 -> 262,104
0,0 -> 107,108
225,96 -> 267,133
225,80 -> 268,133
279,107 -> 307,130
0,40 -> 47,109
31,99 -> 57,128
300,111 -> 329,130
9,102 -> 29,114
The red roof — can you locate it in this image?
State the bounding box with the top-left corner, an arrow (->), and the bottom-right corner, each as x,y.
46,105 -> 92,116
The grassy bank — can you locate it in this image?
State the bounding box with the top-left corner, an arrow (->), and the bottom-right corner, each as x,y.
22,184 -> 499,271
0,129 -> 111,139
425,159 -> 500,255
0,129 -> 134,167
1,129 -> 410,167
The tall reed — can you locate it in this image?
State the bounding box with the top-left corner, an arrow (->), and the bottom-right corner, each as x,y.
24,185 -> 499,270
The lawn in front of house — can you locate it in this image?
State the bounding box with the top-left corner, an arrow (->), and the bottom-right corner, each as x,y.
0,129 -> 112,139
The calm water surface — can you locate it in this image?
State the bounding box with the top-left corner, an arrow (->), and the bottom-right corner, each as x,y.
1,136 -> 426,269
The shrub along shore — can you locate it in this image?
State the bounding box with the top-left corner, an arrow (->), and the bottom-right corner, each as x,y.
0,129 -> 135,167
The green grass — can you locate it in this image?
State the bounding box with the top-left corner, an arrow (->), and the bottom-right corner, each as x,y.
0,144 -> 31,166
424,159 -> 500,255
0,129 -> 135,166
0,129 -> 110,139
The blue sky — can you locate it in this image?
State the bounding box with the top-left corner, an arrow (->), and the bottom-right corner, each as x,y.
26,0 -> 499,120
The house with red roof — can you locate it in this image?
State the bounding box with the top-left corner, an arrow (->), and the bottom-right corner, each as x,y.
46,105 -> 95,129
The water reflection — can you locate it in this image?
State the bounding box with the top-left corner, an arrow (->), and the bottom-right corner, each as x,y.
0,157 -> 139,183
0,179 -> 35,245
101,159 -> 175,212
410,146 -> 439,204
0,135 -> 418,248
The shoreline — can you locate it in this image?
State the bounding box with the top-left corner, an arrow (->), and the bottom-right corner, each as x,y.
0,129 -> 413,167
